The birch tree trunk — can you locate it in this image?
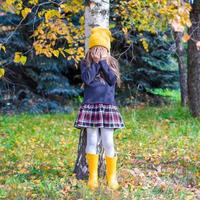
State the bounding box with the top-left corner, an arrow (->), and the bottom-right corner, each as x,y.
73,0 -> 110,180
188,0 -> 200,117
173,31 -> 188,106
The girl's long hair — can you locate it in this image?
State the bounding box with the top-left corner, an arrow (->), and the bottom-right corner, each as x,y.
81,46 -> 122,88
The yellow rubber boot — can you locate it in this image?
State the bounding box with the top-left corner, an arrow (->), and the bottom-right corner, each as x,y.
105,156 -> 119,190
86,153 -> 99,190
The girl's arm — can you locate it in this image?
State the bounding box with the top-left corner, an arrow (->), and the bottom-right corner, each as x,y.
99,59 -> 117,86
81,60 -> 101,85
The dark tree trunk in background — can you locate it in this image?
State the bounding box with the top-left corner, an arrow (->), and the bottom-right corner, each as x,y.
73,0 -> 110,179
73,128 -> 106,179
173,31 -> 188,106
188,0 -> 200,117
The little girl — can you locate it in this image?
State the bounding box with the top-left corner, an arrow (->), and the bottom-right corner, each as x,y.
74,26 -> 125,190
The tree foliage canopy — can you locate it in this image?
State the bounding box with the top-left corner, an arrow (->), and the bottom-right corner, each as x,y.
0,0 -> 195,113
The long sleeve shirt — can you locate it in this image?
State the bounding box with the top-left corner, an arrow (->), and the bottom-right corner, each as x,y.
80,59 -> 117,106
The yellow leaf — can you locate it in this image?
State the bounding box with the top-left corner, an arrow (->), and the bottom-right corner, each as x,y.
52,50 -> 59,57
14,52 -> 27,65
79,16 -> 84,25
45,10 -> 61,22
122,27 -> 128,34
20,56 -> 27,65
77,47 -> 84,55
0,68 -> 5,78
140,38 -> 149,52
64,49 -> 74,55
182,34 -> 190,43
14,52 -> 22,63
21,7 -> 31,18
33,179 -> 41,184
29,0 -> 38,5
5,0 -> 14,6
0,44 -> 6,53
64,35 -> 73,43
186,20 -> 192,28
58,48 -> 66,57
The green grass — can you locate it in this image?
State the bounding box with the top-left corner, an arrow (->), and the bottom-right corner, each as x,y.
0,102 -> 199,199
148,88 -> 181,102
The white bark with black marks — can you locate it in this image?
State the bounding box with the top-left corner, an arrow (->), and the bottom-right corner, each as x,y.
74,0 -> 110,180
85,0 -> 110,52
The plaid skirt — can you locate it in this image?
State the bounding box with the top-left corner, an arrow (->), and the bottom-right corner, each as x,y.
74,103 -> 125,131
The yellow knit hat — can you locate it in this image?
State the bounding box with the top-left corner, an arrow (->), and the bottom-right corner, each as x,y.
88,26 -> 112,51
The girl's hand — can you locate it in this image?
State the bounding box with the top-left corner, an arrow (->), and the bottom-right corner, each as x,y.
100,48 -> 108,60
90,46 -> 108,63
91,51 -> 101,63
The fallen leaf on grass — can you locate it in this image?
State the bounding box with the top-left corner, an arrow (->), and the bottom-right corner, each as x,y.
155,179 -> 168,191
118,168 -> 146,187
111,190 -> 121,199
60,185 -> 71,195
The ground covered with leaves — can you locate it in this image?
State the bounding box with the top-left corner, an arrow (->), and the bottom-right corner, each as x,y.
0,103 -> 199,199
